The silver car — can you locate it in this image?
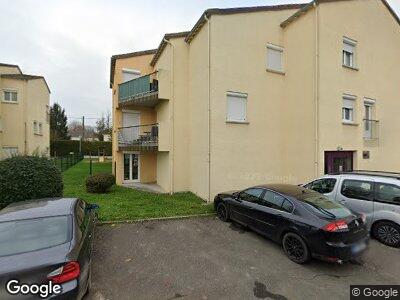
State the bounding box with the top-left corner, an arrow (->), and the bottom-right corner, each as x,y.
304,171 -> 400,248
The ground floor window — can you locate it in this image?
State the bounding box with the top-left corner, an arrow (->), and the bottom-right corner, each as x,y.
123,153 -> 139,182
324,151 -> 354,174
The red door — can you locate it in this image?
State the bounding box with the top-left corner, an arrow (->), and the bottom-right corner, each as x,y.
324,151 -> 354,174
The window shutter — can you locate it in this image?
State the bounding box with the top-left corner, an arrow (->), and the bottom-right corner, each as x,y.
343,42 -> 354,53
343,99 -> 354,109
227,92 -> 247,122
267,47 -> 283,72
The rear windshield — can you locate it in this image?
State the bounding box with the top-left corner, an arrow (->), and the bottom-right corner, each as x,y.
0,215 -> 71,257
300,191 -> 353,219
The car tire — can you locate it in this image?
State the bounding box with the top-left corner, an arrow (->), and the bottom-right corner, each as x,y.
282,232 -> 310,264
216,203 -> 229,222
372,221 -> 400,248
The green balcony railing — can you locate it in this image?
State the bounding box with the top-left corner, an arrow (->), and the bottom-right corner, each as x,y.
118,73 -> 158,103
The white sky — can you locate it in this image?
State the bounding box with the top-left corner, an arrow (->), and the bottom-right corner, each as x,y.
1,0 -> 399,125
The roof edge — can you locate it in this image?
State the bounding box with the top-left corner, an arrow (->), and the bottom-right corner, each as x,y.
0,73 -> 51,94
0,62 -> 22,74
150,31 -> 190,67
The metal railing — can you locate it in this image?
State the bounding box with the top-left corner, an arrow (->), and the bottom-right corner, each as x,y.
117,124 -> 158,149
363,119 -> 379,140
52,154 -> 84,172
118,72 -> 158,103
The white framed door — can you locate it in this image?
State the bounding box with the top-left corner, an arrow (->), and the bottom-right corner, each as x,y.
123,152 -> 140,182
122,110 -> 140,143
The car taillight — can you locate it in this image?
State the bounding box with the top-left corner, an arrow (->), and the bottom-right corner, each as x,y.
47,261 -> 80,284
323,220 -> 348,232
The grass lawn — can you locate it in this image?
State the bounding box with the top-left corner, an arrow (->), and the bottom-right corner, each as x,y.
63,160 -> 214,221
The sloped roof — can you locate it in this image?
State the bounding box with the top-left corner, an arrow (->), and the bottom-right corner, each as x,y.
0,62 -> 22,74
0,73 -> 51,93
150,31 -> 190,67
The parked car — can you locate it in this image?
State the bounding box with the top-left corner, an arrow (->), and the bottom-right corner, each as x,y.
214,184 -> 369,264
0,198 -> 98,299
304,171 -> 400,248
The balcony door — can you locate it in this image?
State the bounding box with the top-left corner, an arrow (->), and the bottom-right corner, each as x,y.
124,152 -> 140,182
122,110 -> 140,143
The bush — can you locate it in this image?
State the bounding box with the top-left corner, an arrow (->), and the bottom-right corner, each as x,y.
0,156 -> 63,208
86,173 -> 115,193
50,140 -> 112,156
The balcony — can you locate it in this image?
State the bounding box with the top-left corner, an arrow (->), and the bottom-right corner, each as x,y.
118,123 -> 158,151
363,119 -> 379,140
118,72 -> 159,107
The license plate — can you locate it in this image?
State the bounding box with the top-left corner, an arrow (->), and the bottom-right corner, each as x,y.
352,242 -> 367,254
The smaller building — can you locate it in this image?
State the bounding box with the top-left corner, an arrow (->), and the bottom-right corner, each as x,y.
0,63 -> 50,159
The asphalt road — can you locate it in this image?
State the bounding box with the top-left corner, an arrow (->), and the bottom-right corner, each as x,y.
87,216 -> 399,300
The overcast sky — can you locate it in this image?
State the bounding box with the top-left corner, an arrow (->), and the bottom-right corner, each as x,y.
1,0 -> 399,125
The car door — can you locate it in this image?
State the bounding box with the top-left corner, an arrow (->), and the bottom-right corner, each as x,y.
373,182 -> 400,223
231,188 -> 264,227
252,190 -> 292,240
336,178 -> 375,224
304,178 -> 338,200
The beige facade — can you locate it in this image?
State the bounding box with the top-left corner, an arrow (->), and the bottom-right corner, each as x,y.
111,0 -> 400,201
0,63 -> 50,159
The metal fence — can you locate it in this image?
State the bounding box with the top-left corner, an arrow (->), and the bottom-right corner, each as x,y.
52,154 -> 84,172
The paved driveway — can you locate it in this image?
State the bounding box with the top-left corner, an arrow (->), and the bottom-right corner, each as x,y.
87,216 -> 399,300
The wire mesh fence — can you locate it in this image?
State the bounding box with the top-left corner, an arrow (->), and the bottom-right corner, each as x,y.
52,154 -> 84,172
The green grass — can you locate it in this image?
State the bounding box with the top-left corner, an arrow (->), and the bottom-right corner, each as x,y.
63,160 -> 214,221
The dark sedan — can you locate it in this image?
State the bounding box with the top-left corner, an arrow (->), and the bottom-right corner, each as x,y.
0,198 -> 98,299
214,184 -> 369,264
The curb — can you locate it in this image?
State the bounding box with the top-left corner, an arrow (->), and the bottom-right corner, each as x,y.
97,213 -> 216,225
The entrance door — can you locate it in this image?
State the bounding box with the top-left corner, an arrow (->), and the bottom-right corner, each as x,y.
325,151 -> 354,174
122,111 -> 140,143
123,153 -> 140,182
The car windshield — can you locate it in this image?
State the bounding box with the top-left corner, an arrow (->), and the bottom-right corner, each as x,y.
300,191 -> 353,219
0,215 -> 71,257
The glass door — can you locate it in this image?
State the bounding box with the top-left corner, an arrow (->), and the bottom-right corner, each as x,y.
123,153 -> 140,182
364,104 -> 372,139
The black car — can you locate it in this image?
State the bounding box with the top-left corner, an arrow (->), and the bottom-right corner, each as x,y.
0,198 -> 98,299
214,184 -> 369,264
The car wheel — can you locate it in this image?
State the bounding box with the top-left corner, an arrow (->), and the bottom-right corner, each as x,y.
282,233 -> 310,264
373,221 -> 400,248
216,203 -> 229,222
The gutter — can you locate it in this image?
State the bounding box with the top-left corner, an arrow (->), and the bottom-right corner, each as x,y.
163,38 -> 175,195
205,14 -> 212,202
314,2 -> 320,177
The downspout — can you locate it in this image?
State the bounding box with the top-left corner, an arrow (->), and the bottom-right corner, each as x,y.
205,14 -> 211,202
164,38 -> 175,195
314,2 -> 320,177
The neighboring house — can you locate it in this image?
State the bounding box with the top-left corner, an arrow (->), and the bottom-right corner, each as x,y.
110,0 -> 400,201
0,63 -> 50,159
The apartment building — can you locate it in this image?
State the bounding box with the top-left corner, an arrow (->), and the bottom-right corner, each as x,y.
110,0 -> 400,201
0,63 -> 50,159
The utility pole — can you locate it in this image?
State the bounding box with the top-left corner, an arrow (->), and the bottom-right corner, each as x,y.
79,116 -> 85,154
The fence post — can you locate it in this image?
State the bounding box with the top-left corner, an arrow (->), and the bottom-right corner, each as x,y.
90,158 -> 92,175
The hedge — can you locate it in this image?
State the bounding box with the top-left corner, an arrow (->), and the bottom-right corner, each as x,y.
86,173 -> 115,193
50,140 -> 112,156
0,156 -> 63,208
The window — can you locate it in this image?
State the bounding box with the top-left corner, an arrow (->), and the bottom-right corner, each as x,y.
266,44 -> 284,73
301,191 -> 352,219
3,90 -> 18,102
305,178 -> 337,194
33,121 -> 38,134
226,91 -> 247,123
341,180 -> 374,201
261,190 -> 286,210
76,200 -> 89,232
238,188 -> 263,203
2,147 -> 18,158
281,200 -> 294,213
343,37 -> 356,68
364,98 -> 375,139
342,94 -> 356,123
375,183 -> 400,205
122,69 -> 141,83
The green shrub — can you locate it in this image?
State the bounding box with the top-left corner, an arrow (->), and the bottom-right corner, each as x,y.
86,173 -> 115,193
0,156 -> 63,208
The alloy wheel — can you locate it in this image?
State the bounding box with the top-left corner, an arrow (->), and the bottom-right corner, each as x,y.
377,224 -> 400,246
217,204 -> 228,221
284,236 -> 305,260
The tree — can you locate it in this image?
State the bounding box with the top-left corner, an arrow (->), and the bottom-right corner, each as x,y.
95,111 -> 112,141
50,103 -> 70,141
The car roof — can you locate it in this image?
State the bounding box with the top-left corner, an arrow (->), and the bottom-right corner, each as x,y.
254,184 -> 307,197
0,198 -> 78,222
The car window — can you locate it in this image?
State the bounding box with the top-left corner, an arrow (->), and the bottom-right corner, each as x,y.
307,178 -> 337,194
282,199 -> 294,213
239,188 -> 263,203
0,216 -> 71,257
261,191 -> 285,210
375,183 -> 400,205
341,180 -> 374,201
76,200 -> 89,232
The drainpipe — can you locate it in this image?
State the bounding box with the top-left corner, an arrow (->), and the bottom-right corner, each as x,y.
164,38 -> 175,195
314,2 -> 320,177
205,14 -> 211,202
